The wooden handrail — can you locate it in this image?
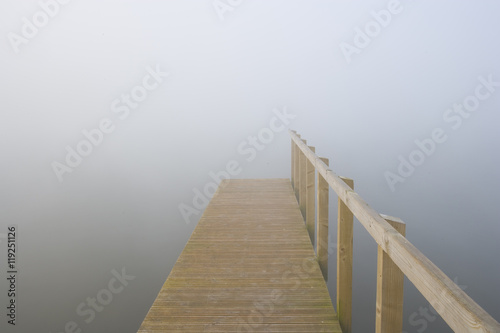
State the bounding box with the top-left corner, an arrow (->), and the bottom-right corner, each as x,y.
290,130 -> 500,333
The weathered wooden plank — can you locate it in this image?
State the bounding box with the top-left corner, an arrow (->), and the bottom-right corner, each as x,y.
139,323 -> 339,333
138,179 -> 341,332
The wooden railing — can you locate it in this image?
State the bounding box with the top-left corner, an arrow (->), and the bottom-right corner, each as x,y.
290,130 -> 500,333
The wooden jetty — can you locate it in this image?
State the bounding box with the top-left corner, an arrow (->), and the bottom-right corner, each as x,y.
138,130 -> 500,333
138,178 -> 341,332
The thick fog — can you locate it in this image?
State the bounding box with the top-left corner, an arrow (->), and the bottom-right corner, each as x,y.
1,1 -> 499,332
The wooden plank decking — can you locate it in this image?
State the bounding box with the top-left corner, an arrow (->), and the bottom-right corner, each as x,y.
138,178 -> 341,332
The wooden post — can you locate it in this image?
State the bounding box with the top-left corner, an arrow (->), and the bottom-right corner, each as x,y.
316,157 -> 329,280
337,176 -> 354,333
306,146 -> 315,244
291,136 -> 295,189
299,139 -> 307,220
376,215 -> 406,333
294,134 -> 301,200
